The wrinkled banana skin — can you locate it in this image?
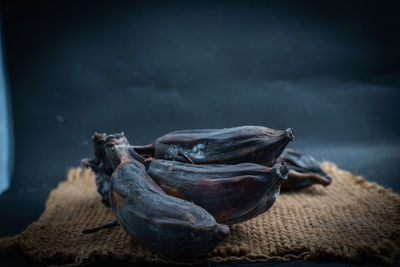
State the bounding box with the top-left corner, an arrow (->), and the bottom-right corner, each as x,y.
147,159 -> 288,225
280,149 -> 332,191
105,135 -> 230,257
154,126 -> 294,165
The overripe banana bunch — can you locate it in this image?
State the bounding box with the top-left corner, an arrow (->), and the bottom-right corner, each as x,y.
81,126 -> 332,257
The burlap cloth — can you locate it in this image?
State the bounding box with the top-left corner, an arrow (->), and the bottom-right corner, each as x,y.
0,162 -> 399,266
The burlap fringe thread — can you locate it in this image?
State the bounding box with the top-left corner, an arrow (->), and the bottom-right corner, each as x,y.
0,162 -> 399,266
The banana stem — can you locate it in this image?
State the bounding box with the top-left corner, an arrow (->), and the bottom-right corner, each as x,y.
82,220 -> 118,234
133,144 -> 155,156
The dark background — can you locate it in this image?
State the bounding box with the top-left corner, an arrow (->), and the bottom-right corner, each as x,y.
1,0 -> 399,266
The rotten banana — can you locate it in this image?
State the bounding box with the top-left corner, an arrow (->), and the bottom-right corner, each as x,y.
104,133 -> 230,257
279,149 -> 332,191
136,126 -> 294,166
147,159 -> 288,224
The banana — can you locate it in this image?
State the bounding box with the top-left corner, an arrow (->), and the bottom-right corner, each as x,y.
147,159 -> 288,225
136,126 -> 294,166
104,133 -> 230,257
279,149 -> 332,191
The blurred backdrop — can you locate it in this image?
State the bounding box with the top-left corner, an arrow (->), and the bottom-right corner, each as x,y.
0,0 -> 399,261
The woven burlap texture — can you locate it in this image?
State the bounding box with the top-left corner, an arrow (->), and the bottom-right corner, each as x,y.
0,162 -> 399,266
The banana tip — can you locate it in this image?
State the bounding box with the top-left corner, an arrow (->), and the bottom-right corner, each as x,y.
321,175 -> 333,186
215,224 -> 230,240
274,163 -> 289,181
285,128 -> 295,141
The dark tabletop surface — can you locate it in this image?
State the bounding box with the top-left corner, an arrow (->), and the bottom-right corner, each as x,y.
0,0 -> 399,266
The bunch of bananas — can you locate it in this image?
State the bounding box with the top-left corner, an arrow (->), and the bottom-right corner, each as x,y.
81,126 -> 331,257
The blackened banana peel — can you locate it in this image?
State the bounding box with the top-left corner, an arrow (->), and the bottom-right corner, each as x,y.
149,126 -> 294,165
280,149 -> 332,191
104,134 -> 229,257
147,159 -> 288,225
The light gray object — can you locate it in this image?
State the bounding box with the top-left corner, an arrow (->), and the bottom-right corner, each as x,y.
0,22 -> 13,195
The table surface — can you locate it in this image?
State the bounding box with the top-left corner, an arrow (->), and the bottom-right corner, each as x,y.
1,1 -> 399,266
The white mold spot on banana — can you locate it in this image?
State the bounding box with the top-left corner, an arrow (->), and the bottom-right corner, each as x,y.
190,144 -> 206,159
